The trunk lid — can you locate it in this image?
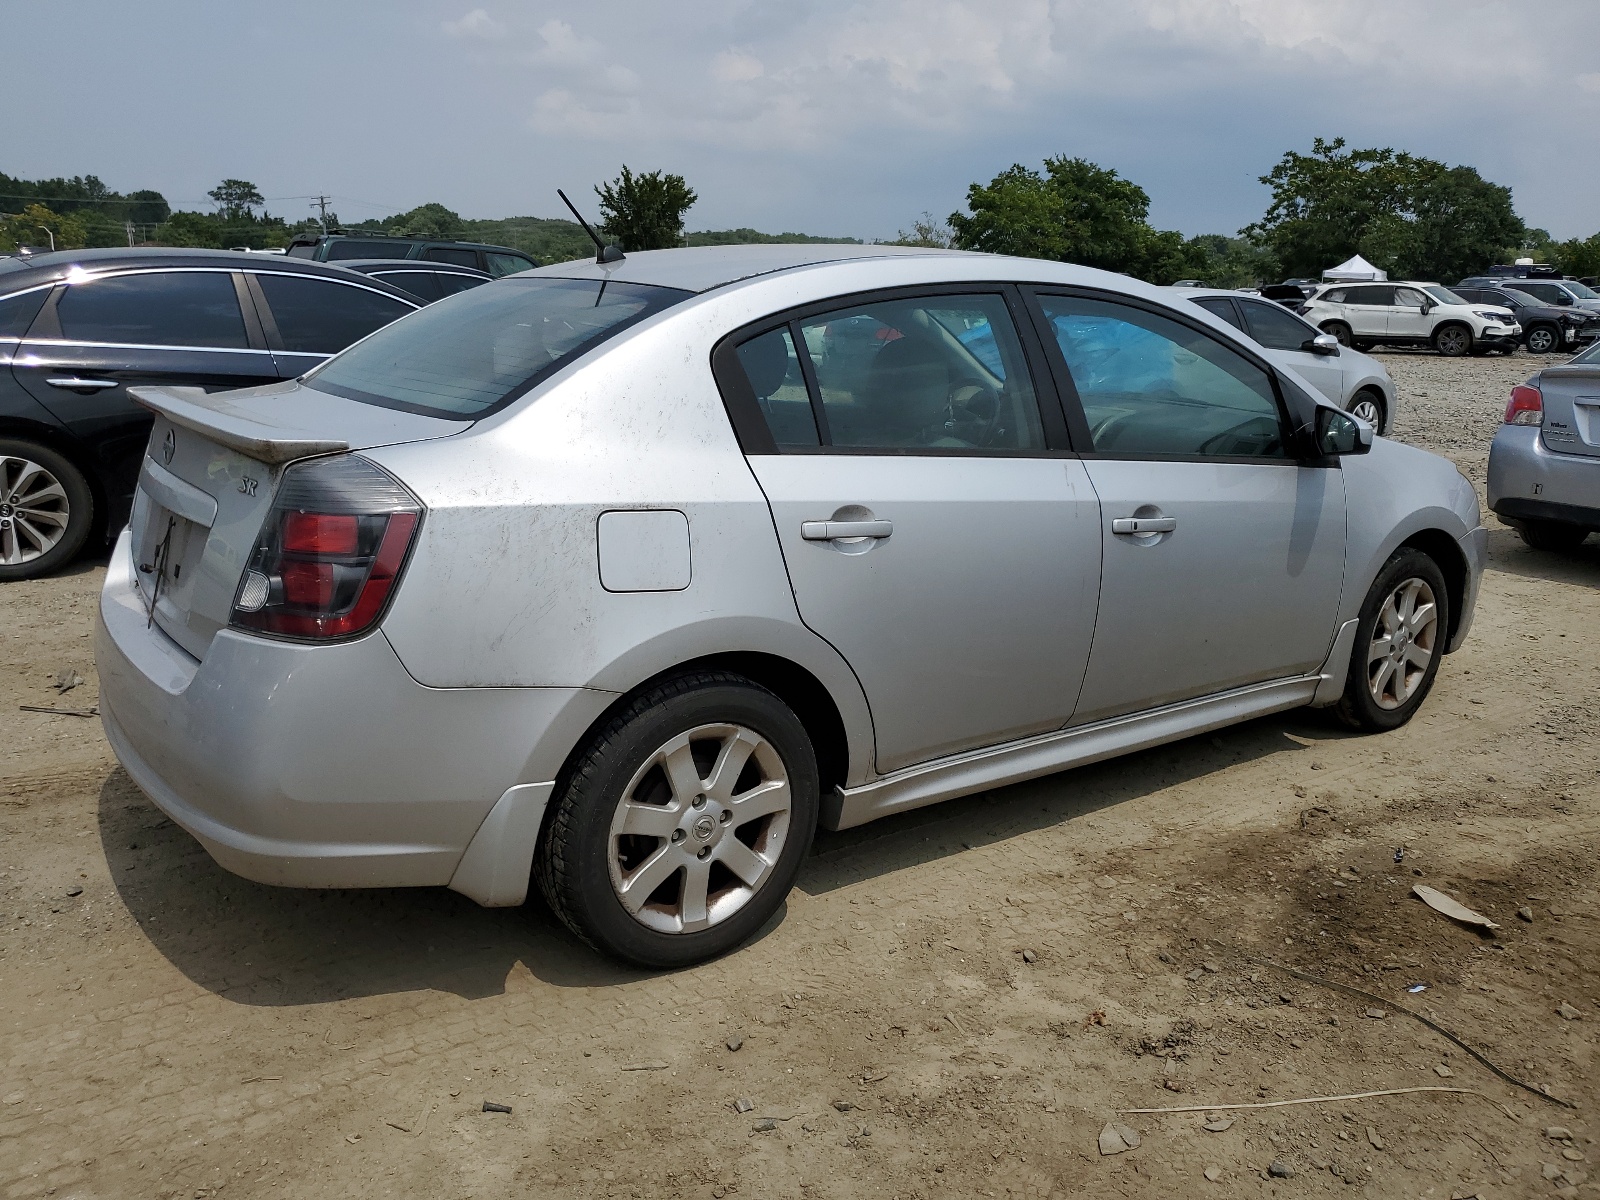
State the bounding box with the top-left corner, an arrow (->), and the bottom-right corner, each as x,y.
125,380 -> 468,659
1537,364 -> 1600,460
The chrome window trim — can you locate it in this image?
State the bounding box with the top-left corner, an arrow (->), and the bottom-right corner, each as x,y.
0,281 -> 61,301
243,269 -> 420,309
14,337 -> 277,356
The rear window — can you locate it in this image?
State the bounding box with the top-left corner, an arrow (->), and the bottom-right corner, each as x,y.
305,276 -> 690,418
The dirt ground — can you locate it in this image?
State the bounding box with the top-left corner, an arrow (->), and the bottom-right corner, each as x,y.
2,349 -> 1596,1200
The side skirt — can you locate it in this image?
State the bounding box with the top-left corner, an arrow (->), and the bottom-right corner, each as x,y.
823,674 -> 1322,831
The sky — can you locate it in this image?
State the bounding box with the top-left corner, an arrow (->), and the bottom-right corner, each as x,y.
4,0 -> 1599,242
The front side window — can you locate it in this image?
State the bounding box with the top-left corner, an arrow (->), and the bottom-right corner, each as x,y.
1393,287 -> 1429,308
1194,297 -> 1245,330
1039,295 -> 1285,459
485,252 -> 535,277
1515,283 -> 1560,303
55,271 -> 247,348
787,295 -> 1046,451
372,270 -> 442,302
1240,300 -> 1316,351
307,276 -> 688,418
256,275 -> 415,355
436,272 -> 488,296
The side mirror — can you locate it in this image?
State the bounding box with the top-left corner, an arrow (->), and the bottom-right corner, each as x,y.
1304,333 -> 1341,356
1556,294 -> 1573,306
1315,407 -> 1373,456
1420,300 -> 1435,314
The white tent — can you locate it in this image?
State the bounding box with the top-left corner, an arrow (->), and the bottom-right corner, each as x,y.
1322,254 -> 1387,282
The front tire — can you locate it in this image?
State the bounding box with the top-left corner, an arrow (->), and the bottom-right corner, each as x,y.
0,440 -> 95,582
1433,324 -> 1472,357
1335,548 -> 1450,733
1518,519 -> 1590,552
1321,321 -> 1353,347
536,672 -> 820,968
1347,389 -> 1387,434
1525,325 -> 1560,355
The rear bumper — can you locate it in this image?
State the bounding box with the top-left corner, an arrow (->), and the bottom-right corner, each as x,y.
96,531 -> 609,892
1488,425 -> 1600,527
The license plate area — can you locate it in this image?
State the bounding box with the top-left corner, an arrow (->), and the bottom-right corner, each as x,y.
130,489 -> 208,633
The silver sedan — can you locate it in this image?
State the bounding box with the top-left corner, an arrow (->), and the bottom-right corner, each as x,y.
96,245 -> 1485,966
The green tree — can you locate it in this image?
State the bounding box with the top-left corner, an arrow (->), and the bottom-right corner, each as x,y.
595,167 -> 697,251
1246,137 -> 1523,281
948,156 -> 1203,283
0,203 -> 88,252
1553,232 -> 1600,278
889,212 -> 954,248
388,202 -> 464,239
207,179 -> 265,222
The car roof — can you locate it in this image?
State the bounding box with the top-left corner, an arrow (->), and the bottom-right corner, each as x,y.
1161,286 -> 1275,303
0,246 -> 418,298
524,243 -> 966,294
298,232 -> 532,256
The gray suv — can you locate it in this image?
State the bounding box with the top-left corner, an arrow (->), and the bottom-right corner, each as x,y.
1488,337 -> 1600,550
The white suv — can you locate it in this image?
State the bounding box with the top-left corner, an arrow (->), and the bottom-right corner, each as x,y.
1301,282 -> 1520,357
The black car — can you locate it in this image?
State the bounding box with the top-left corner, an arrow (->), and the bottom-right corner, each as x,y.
336,258 -> 491,303
1453,285 -> 1599,355
1259,283 -> 1316,308
285,233 -> 536,277
0,248 -> 420,580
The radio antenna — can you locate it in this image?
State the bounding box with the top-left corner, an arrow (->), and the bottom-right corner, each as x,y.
558,189 -> 624,265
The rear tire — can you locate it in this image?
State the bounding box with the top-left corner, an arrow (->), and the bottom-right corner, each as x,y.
1321,321 -> 1353,347
1518,519 -> 1590,552
1335,547 -> 1450,733
1525,325 -> 1560,355
535,671 -> 820,969
1433,324 -> 1472,357
0,439 -> 95,582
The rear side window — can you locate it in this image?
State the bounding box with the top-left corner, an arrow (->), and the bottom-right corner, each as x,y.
0,287 -> 49,338
306,276 -> 689,418
485,251 -> 535,277
372,270 -> 443,302
56,271 -> 247,348
734,327 -> 818,447
423,247 -> 480,268
1039,294 -> 1285,459
436,272 -> 488,296
1240,300 -> 1316,350
1319,288 -> 1347,304
325,240 -> 413,260
1193,297 -> 1244,330
256,275 -> 415,354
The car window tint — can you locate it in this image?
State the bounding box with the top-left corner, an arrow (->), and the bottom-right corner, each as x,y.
485,252 -> 533,277
793,295 -> 1045,452
1039,295 -> 1284,459
1515,283 -> 1559,302
325,240 -> 413,260
734,327 -> 818,447
307,277 -> 688,418
423,247 -> 480,268
1320,288 -> 1347,304
1344,285 -> 1392,305
56,271 -> 247,348
1194,297 -> 1245,330
1240,300 -> 1316,351
0,287 -> 49,338
436,272 -> 488,296
372,270 -> 443,303
256,275 -> 414,354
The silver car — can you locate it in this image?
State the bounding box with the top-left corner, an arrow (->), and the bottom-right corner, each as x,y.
96,245 -> 1486,967
1488,337 -> 1600,550
1171,287 -> 1397,432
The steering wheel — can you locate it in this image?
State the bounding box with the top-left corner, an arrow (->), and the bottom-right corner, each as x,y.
947,377 -> 1005,446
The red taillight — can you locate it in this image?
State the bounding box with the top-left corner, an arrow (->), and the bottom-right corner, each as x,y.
1504,383 -> 1543,426
231,456 -> 422,641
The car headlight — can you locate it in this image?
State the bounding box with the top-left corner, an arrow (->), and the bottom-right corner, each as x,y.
1473,311 -> 1509,323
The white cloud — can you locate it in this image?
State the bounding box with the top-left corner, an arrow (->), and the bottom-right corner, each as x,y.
441,8 -> 503,39
712,51 -> 764,84
535,18 -> 601,65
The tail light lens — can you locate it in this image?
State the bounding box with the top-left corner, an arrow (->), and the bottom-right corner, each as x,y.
230,455 -> 422,640
1503,383 -> 1543,426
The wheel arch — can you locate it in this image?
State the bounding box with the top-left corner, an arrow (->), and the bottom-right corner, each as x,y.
1398,527 -> 1468,650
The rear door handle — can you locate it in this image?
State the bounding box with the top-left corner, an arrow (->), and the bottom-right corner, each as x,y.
1111,516 -> 1177,535
801,519 -> 893,541
46,377 -> 119,394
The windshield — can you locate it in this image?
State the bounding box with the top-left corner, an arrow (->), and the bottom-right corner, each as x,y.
1424,286 -> 1468,306
1572,339 -> 1600,365
307,276 -> 690,418
1564,280 -> 1599,299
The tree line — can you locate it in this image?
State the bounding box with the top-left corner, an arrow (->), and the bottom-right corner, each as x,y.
5,145 -> 1598,283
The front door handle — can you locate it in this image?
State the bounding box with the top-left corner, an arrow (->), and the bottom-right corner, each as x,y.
801,519 -> 893,541
1111,516 -> 1177,535
46,377 -> 119,394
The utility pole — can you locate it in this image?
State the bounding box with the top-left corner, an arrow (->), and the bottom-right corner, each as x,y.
312,195 -> 333,231
125,220 -> 135,247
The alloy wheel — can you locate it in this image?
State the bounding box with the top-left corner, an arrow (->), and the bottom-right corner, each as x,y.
607,723 -> 792,935
0,454 -> 72,566
1526,327 -> 1557,354
1366,577 -> 1439,710
1436,327 -> 1471,356
1349,395 -> 1383,430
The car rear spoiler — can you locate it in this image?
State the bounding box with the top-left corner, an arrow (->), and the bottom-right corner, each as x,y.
128,386 -> 351,465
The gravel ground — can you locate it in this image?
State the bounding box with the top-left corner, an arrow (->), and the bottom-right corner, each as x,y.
1,348 -> 1596,1200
